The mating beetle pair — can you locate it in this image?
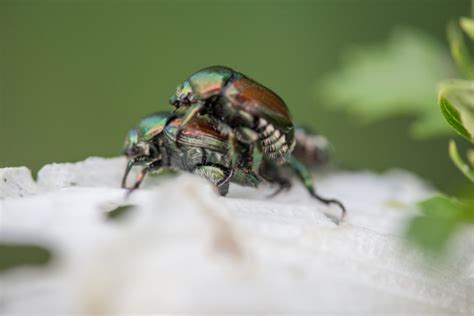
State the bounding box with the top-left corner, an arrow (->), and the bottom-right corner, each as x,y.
121,66 -> 345,220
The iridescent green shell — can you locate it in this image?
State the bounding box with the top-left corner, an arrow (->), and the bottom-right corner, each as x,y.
123,127 -> 139,152
136,113 -> 174,142
187,65 -> 234,99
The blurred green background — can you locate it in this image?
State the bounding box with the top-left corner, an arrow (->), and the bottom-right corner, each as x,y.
0,0 -> 471,194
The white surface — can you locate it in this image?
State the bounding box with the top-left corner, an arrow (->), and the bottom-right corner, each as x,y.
1,157 -> 473,315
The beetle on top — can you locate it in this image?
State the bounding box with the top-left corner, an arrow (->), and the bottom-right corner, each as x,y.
170,66 -> 295,165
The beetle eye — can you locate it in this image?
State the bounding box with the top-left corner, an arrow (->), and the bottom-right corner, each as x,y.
181,92 -> 192,104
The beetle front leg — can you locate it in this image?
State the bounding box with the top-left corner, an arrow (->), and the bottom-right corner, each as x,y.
127,167 -> 150,194
121,159 -> 135,189
175,102 -> 204,144
228,131 -> 239,167
212,120 -> 239,167
126,160 -> 162,195
235,127 -> 259,145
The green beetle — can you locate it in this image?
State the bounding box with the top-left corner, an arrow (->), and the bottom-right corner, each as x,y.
170,66 -> 295,164
122,112 -> 346,221
122,112 -> 260,196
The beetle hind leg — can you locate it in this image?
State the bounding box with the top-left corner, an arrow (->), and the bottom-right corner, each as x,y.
287,155 -> 346,223
258,159 -> 292,197
193,164 -> 231,196
255,118 -> 289,164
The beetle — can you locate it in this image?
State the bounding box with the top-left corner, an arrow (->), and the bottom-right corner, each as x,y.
122,112 -> 346,221
169,66 -> 295,165
122,112 -> 260,196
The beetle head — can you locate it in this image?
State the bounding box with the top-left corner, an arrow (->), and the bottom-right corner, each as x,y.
122,127 -> 151,163
170,80 -> 196,110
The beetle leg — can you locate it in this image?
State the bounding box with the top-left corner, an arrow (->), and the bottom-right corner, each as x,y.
237,110 -> 255,126
216,167 -> 234,188
228,131 -> 239,168
121,159 -> 135,189
126,167 -> 149,196
175,102 -> 204,145
286,155 -> 346,223
231,169 -> 261,188
211,120 -> 239,168
258,159 -> 292,197
193,164 -> 230,196
267,181 -> 292,197
126,160 -> 162,196
235,127 -> 259,145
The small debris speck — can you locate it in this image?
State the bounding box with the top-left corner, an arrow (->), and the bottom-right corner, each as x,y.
105,205 -> 135,221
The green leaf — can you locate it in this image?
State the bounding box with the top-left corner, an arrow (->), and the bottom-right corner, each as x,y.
449,140 -> 474,182
460,17 -> 474,40
438,79 -> 474,142
317,27 -> 455,138
447,20 -> 474,79
439,94 -> 471,141
417,195 -> 468,218
406,215 -> 458,254
467,149 -> 474,166
0,242 -> 53,272
406,195 -> 474,254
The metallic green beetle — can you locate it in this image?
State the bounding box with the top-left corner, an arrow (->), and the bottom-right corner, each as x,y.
122,112 -> 260,196
170,66 -> 295,164
122,112 -> 346,221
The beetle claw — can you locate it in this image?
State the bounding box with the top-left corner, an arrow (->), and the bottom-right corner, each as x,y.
309,191 -> 346,224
